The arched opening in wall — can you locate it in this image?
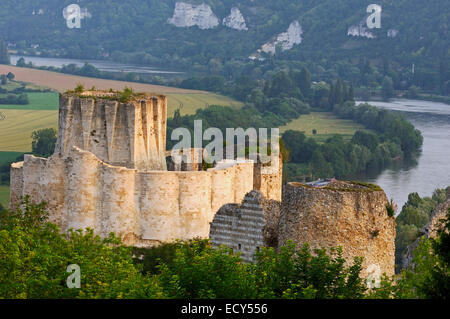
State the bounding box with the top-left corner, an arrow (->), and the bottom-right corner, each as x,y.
238,243 -> 242,250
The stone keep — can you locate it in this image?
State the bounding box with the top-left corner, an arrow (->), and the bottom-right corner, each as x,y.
10,91 -> 281,246
55,91 -> 167,170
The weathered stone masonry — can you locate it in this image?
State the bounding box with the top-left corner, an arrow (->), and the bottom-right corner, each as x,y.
210,181 -> 396,279
10,91 -> 282,246
210,190 -> 280,262
278,182 -> 396,278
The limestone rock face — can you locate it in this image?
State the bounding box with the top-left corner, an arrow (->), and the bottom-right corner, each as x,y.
278,182 -> 396,278
387,29 -> 399,38
168,2 -> 219,30
223,7 -> 248,31
347,23 -> 375,39
261,21 -> 303,55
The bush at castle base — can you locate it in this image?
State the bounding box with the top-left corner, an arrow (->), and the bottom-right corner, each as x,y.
0,198 -> 160,299
1,199 -> 448,299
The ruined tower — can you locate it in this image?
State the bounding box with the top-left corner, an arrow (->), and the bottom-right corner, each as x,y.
55,91 -> 167,170
278,181 -> 396,278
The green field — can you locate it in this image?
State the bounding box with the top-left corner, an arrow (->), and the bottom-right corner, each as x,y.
0,81 -> 243,152
0,92 -> 59,110
0,185 -> 9,209
0,151 -> 24,166
280,112 -> 369,142
0,109 -> 58,152
0,80 -> 51,92
166,93 -> 243,116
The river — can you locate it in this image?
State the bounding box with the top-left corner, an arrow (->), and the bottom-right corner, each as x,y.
357,99 -> 450,210
10,54 -> 181,75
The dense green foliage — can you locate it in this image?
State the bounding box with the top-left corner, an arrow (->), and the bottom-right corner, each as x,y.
0,74 -> 31,104
395,188 -> 449,272
0,198 -> 159,298
285,99 -> 424,180
0,154 -> 24,186
0,40 -> 9,65
156,241 -> 367,299
167,69 -> 313,149
394,208 -> 450,299
1,197 -> 449,299
168,70 -> 422,181
0,199 -> 376,299
0,93 -> 29,105
31,128 -> 57,158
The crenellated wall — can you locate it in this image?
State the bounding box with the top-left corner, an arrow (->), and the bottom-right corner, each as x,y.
10,91 -> 283,247
10,146 -> 255,246
253,154 -> 283,202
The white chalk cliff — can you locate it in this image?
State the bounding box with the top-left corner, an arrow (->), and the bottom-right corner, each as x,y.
260,20 -> 303,55
347,23 -> 375,39
387,29 -> 399,38
168,2 -> 219,30
223,7 -> 248,31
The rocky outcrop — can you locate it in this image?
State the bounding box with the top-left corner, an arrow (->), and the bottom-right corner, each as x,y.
223,7 -> 248,31
260,21 -> 303,55
278,181 -> 396,279
210,190 -> 281,262
168,2 -> 219,30
347,23 -> 375,39
387,29 -> 399,38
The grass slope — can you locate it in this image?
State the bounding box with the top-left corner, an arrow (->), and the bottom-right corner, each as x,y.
280,112 -> 369,142
0,109 -> 58,152
0,66 -> 243,116
0,185 -> 9,208
0,67 -> 243,152
0,151 -> 24,166
166,93 -> 242,116
0,92 -> 59,110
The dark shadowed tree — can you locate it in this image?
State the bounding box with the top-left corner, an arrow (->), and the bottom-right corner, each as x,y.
31,128 -> 57,158
0,40 -> 10,65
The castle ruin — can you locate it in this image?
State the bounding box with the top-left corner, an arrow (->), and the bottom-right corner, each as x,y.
210,181 -> 396,279
10,90 -> 396,279
10,91 -> 282,246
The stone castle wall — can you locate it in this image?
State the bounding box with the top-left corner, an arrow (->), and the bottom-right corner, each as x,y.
11,147 -> 255,246
278,182 -> 396,278
10,92 -> 284,246
210,190 -> 281,262
253,154 -> 283,202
